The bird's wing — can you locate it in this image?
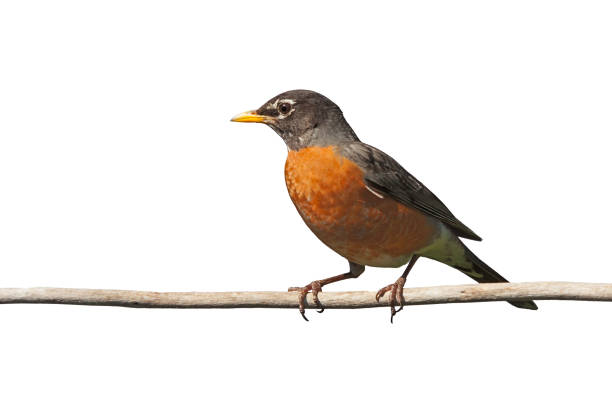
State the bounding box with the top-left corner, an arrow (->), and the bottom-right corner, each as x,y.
336,142 -> 482,241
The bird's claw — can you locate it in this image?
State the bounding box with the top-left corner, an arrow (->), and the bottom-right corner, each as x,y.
288,280 -> 324,321
375,276 -> 407,323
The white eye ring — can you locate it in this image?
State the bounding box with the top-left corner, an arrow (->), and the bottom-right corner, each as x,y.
273,99 -> 295,118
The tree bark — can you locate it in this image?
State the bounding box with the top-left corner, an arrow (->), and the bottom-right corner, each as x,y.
1,282 -> 611,309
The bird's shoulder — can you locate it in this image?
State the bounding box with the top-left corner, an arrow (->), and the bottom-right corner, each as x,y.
334,141 -> 482,241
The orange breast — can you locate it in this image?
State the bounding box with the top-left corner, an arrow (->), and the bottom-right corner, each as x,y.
284,146 -> 438,267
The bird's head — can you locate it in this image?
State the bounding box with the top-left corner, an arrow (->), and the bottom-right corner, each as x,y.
231,90 -> 359,150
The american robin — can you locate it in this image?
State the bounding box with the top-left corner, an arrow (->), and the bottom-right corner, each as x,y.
231,90 -> 537,321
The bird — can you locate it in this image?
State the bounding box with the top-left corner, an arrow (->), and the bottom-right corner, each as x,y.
231,90 -> 537,321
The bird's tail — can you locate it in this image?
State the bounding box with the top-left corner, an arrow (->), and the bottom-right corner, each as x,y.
454,242 -> 538,310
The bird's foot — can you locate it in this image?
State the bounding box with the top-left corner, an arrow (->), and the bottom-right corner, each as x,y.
376,276 -> 407,323
288,280 -> 324,321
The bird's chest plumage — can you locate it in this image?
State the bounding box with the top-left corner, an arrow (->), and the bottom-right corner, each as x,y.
284,146 -> 436,267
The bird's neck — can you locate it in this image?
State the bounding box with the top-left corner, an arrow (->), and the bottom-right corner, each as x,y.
285,118 -> 360,151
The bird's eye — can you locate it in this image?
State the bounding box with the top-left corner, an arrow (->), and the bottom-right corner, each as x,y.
278,102 -> 291,115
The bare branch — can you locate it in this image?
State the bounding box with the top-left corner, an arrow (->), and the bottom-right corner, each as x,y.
1,282 -> 612,309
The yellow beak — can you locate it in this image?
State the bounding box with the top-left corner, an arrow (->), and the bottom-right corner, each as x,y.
230,110 -> 270,123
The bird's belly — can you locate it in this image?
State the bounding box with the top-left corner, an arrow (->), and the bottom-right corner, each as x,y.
284,146 -> 438,267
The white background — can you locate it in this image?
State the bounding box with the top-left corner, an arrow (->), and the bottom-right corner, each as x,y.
1,1 -> 611,406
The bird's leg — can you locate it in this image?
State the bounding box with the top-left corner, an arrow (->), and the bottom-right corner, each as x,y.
376,255 -> 420,323
289,261 -> 365,321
